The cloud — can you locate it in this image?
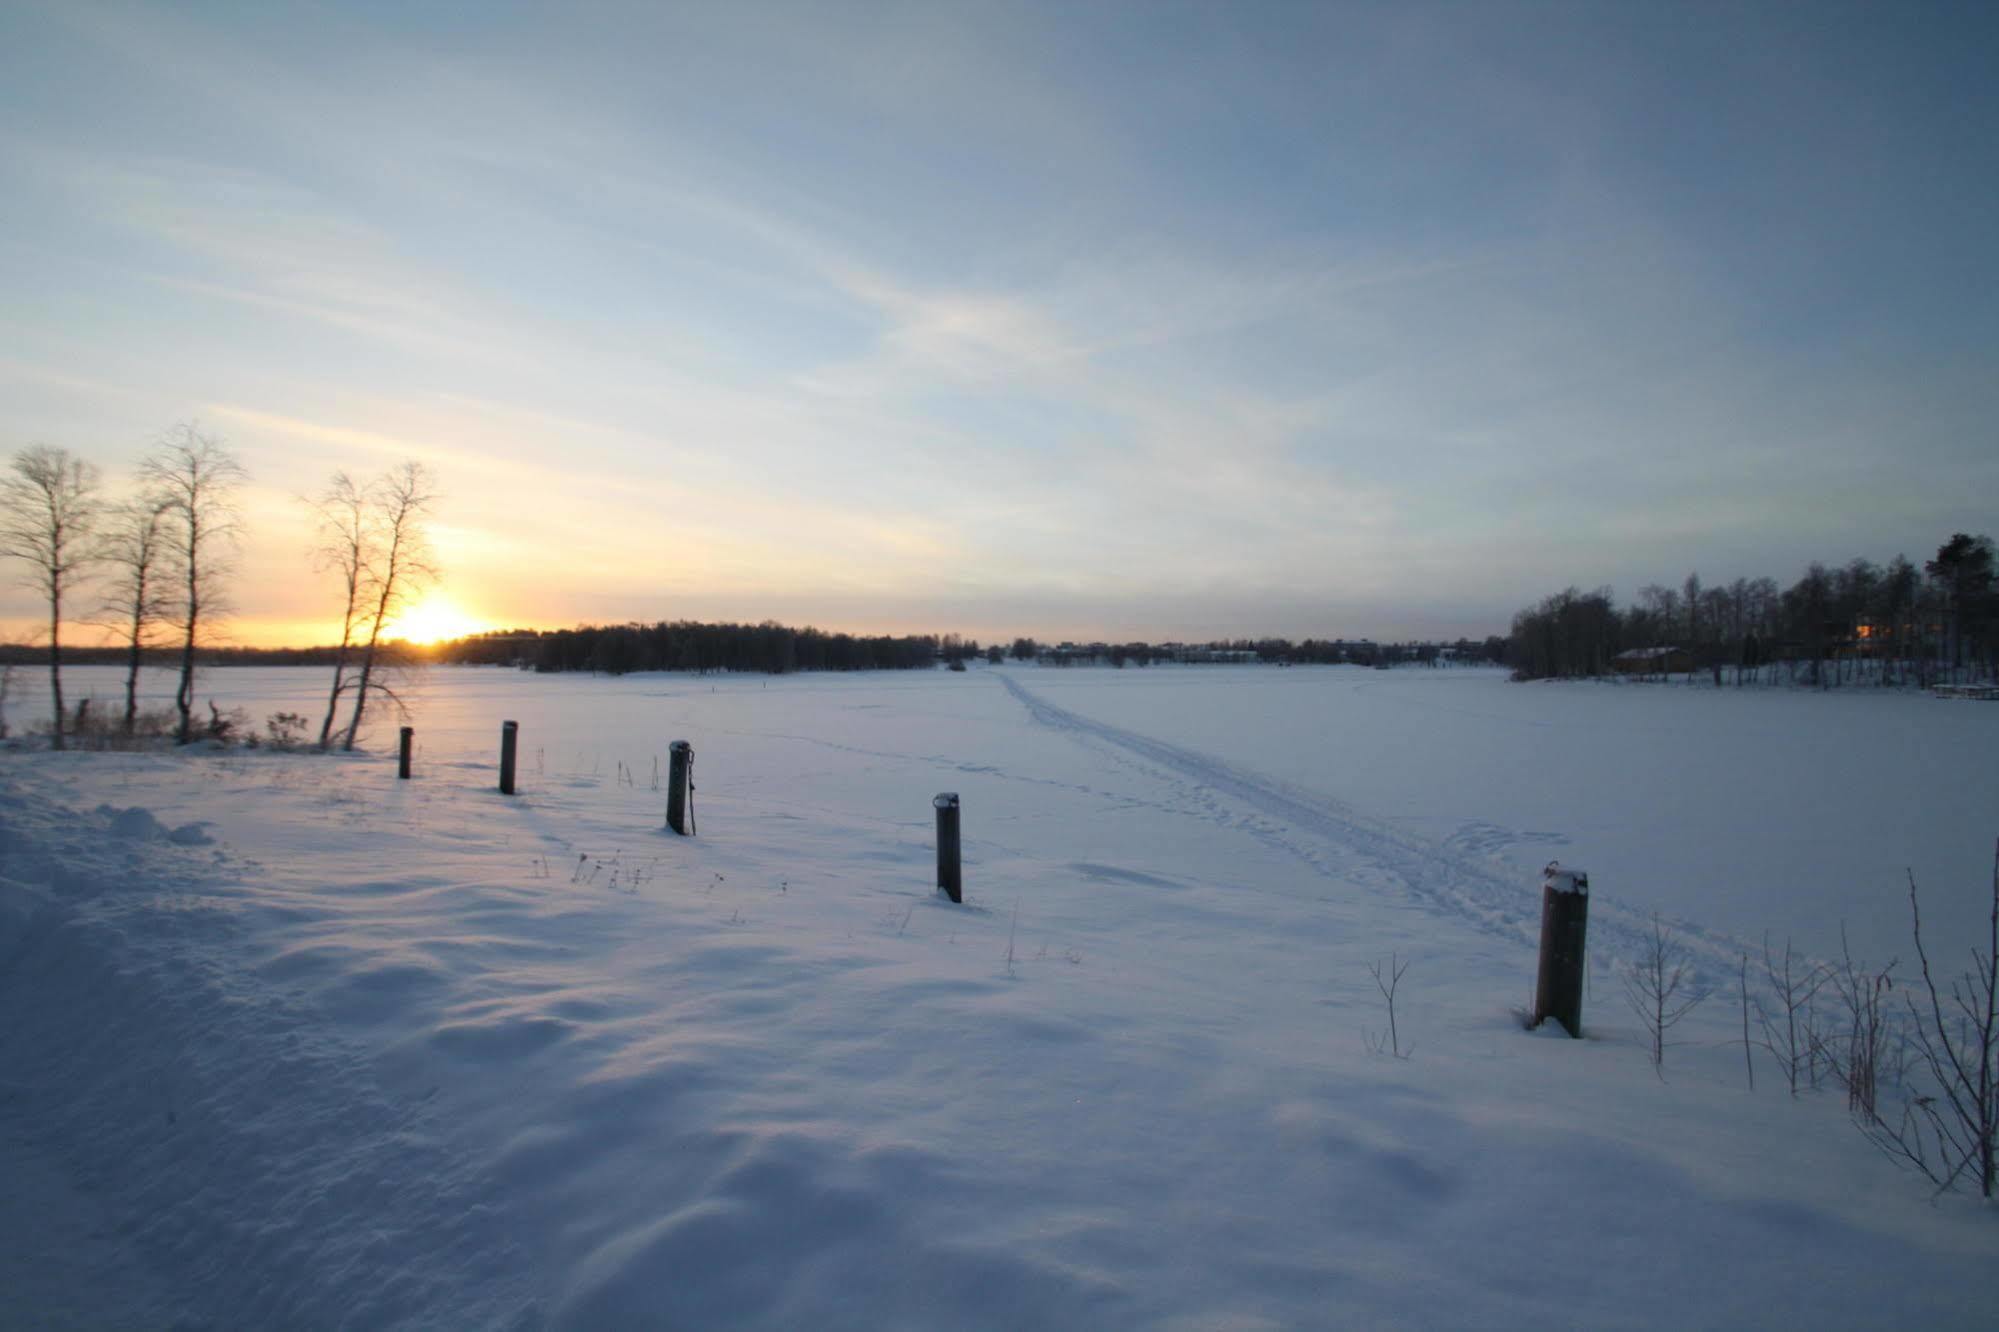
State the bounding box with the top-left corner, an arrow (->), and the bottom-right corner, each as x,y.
5,2 -> 1993,643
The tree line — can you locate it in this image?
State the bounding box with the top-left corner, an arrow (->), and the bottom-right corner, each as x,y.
423,628 -> 1515,676
1026,636 -> 1508,668
430,622 -> 944,675
1506,533 -> 1998,685
0,426 -> 437,750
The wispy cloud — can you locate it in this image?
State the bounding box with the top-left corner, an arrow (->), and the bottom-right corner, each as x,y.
4,1 -> 1993,643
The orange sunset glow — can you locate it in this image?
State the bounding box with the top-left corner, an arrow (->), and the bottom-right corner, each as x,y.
384,594 -> 489,647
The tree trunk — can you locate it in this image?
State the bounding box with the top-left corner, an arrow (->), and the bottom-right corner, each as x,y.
343,523 -> 405,752
175,634 -> 194,742
318,647 -> 350,750
343,642 -> 377,751
48,601 -> 64,751
176,553 -> 197,744
124,616 -> 142,733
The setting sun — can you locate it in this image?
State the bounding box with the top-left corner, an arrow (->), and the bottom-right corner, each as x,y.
386,594 -> 486,646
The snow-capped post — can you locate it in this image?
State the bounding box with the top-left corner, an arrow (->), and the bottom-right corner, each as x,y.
1533,861 -> 1590,1037
666,740 -> 694,835
934,792 -> 962,903
397,726 -> 414,779
499,720 -> 519,795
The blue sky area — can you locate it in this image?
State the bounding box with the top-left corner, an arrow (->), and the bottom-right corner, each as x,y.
2,1 -> 1994,643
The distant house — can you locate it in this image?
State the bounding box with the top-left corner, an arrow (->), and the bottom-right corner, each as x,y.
1613,646 -> 1696,676
1851,615 -> 1930,658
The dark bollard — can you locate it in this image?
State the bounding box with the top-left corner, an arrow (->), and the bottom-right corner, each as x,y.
666,740 -> 694,835
934,792 -> 961,904
398,726 -> 414,779
1533,861 -> 1590,1037
499,720 -> 519,795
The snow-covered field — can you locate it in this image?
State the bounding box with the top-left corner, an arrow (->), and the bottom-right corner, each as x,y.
3,662 -> 1995,1328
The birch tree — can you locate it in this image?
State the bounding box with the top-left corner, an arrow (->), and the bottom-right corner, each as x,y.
0,445 -> 102,749
310,471 -> 369,750
97,494 -> 174,734
141,425 -> 246,745
342,461 -> 436,751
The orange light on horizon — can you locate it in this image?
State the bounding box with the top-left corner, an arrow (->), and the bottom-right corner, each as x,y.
385,593 -> 488,645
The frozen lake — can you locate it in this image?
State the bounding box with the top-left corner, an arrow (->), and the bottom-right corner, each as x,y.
27,658 -> 1996,962
5,659 -> 1996,1327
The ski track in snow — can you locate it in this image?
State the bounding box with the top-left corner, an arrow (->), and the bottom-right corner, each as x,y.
996,671 -> 1751,974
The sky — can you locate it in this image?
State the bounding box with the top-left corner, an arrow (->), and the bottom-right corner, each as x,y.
2,1 -> 1995,648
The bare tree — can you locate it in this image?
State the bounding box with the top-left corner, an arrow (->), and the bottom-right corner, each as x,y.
96,494 -> 174,734
1623,915 -> 1707,1076
1738,953 -> 1756,1091
1757,933 -> 1828,1096
1682,571 -> 1703,682
0,445 -> 102,749
1365,953 -> 1412,1059
1872,851 -> 1999,1197
310,471 -> 369,750
141,425 -> 246,745
342,461 -> 436,751
1819,925 -> 1895,1122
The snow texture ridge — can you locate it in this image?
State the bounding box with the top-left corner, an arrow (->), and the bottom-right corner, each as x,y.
0,787 -> 541,1330
2,663 -> 1996,1328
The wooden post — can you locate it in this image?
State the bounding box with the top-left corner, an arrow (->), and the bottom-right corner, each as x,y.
934,792 -> 961,904
499,720 -> 518,795
666,740 -> 693,835
397,726 -> 414,780
1534,862 -> 1589,1037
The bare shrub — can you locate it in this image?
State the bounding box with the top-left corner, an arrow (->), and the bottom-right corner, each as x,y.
1867,849 -> 1999,1197
1623,915 -> 1707,1076
1818,926 -> 1895,1122
203,701 -> 250,746
47,701 -> 176,751
1365,953 -> 1411,1059
1758,933 -> 1829,1096
265,711 -> 309,750
1738,953 -> 1755,1091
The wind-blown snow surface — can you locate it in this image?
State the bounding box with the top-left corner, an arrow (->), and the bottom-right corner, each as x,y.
2,663 -> 1994,1328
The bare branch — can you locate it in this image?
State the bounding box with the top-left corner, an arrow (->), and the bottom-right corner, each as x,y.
343,460 -> 439,750
140,424 -> 246,744
1622,915 -> 1708,1077
1,445 -> 103,748
1860,851 -> 1998,1197
310,471 -> 370,749
93,493 -> 174,733
1366,953 -> 1412,1059
1757,932 -> 1829,1096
